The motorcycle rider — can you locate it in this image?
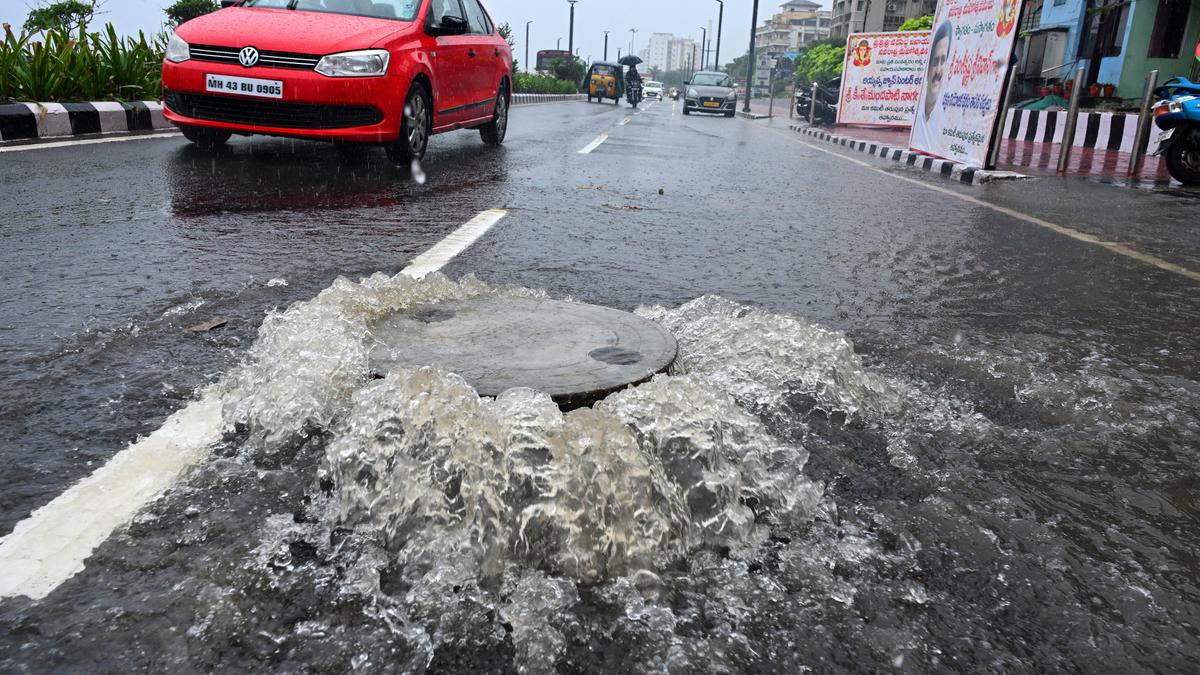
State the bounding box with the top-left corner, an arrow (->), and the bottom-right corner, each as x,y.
626,64 -> 643,101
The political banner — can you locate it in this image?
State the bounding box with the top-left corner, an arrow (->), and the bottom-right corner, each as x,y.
909,0 -> 1021,166
837,31 -> 931,127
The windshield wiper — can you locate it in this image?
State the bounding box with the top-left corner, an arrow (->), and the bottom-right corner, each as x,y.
286,0 -> 299,9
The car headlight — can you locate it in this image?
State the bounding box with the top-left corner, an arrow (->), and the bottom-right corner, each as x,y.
165,33 -> 190,63
688,88 -> 698,98
315,49 -> 390,77
726,92 -> 737,101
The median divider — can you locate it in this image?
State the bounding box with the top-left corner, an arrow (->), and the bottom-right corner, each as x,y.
0,101 -> 169,142
0,94 -> 582,144
512,93 -> 585,106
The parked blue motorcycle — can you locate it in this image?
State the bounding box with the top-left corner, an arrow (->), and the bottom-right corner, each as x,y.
1153,77 -> 1200,185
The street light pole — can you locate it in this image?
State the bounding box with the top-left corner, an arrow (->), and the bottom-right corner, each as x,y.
699,27 -> 707,70
714,0 -> 724,71
557,37 -> 562,50
743,0 -> 759,113
525,21 -> 532,73
603,30 -> 610,60
567,0 -> 577,60
629,28 -> 638,56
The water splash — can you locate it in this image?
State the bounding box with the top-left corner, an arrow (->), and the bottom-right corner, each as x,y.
219,279 -> 927,671
410,159 -> 426,185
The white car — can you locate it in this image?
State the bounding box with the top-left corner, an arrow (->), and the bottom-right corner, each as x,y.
644,81 -> 665,100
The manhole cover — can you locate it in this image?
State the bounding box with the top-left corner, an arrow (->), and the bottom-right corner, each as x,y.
369,297 -> 677,408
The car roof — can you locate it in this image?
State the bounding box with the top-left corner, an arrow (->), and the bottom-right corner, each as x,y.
591,61 -> 621,67
693,71 -> 726,76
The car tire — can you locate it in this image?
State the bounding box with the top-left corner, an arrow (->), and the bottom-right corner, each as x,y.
180,126 -> 231,150
725,111 -> 735,118
683,106 -> 690,115
479,85 -> 509,146
386,82 -> 430,164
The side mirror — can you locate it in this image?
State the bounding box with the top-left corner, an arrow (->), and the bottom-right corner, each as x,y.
431,15 -> 468,36
683,80 -> 689,86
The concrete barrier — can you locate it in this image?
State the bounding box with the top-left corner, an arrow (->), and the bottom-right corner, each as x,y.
0,93 -> 581,143
1003,108 -> 1161,155
0,101 -> 170,142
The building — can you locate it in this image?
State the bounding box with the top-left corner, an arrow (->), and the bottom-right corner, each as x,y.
1013,0 -> 1200,100
830,0 -> 937,38
641,32 -> 699,73
753,1 -> 832,91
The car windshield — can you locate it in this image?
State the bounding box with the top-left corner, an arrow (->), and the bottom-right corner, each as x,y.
647,81 -> 662,87
692,73 -> 732,88
242,0 -> 420,21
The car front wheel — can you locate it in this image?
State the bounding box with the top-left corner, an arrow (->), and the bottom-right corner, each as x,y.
180,126 -> 231,150
480,86 -> 508,146
386,83 -> 430,164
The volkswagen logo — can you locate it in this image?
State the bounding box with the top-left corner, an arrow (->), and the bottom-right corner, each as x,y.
238,46 -> 259,68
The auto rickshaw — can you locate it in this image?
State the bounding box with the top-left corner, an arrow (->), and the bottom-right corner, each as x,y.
585,61 -> 624,104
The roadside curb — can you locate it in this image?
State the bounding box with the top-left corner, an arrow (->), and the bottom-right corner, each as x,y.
788,123 -> 1030,185
0,101 -> 169,142
738,110 -> 769,120
512,94 -> 585,106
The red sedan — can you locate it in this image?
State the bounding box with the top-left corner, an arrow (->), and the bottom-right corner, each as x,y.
162,0 -> 512,162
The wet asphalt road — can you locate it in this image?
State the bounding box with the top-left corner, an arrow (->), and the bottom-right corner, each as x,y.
2,99 -> 1200,672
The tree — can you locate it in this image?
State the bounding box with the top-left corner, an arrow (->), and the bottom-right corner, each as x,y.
548,56 -> 585,88
23,0 -> 97,34
496,21 -> 518,71
165,0 -> 219,27
793,41 -> 844,85
898,15 -> 934,31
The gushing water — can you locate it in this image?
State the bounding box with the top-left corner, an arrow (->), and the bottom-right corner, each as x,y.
216,272 -> 907,672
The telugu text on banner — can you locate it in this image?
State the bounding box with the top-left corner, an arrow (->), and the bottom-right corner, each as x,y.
837,31 -> 931,128
908,0 -> 1021,165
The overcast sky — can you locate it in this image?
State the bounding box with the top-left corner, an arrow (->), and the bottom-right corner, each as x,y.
2,0 -> 831,67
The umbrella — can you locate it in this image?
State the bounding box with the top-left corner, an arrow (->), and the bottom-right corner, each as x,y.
618,55 -> 643,67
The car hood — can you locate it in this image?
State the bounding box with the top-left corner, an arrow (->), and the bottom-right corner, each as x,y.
177,7 -> 416,54
690,84 -> 734,97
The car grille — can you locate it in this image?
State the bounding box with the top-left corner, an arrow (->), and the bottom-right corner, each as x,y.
164,90 -> 383,130
189,44 -> 321,70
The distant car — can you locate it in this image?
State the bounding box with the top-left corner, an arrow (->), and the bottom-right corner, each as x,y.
683,71 -> 737,117
644,80 -> 664,100
161,0 -> 513,163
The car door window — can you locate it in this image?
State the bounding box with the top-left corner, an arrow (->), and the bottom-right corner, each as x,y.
461,0 -> 492,35
430,0 -> 465,24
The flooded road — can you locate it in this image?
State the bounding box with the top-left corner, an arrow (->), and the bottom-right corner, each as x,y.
2,100 -> 1199,672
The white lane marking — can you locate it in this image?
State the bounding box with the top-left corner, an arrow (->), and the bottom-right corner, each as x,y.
578,132 -> 609,154
766,126 -> 1200,284
0,208 -> 509,600
0,131 -> 182,153
0,392 -> 224,600
401,208 -> 508,279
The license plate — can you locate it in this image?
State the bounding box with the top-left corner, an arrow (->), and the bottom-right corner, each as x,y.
205,74 -> 283,99
703,101 -> 720,107
1158,128 -> 1175,144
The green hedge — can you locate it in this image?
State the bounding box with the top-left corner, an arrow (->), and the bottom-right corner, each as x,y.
1,24 -> 164,103
514,72 -> 576,95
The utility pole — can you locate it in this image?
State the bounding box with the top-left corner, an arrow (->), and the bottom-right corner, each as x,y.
567,0 -> 577,60
525,21 -> 532,73
714,0 -> 724,71
629,28 -> 638,56
603,30 -> 610,60
743,0 -> 759,113
699,27 -> 707,70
